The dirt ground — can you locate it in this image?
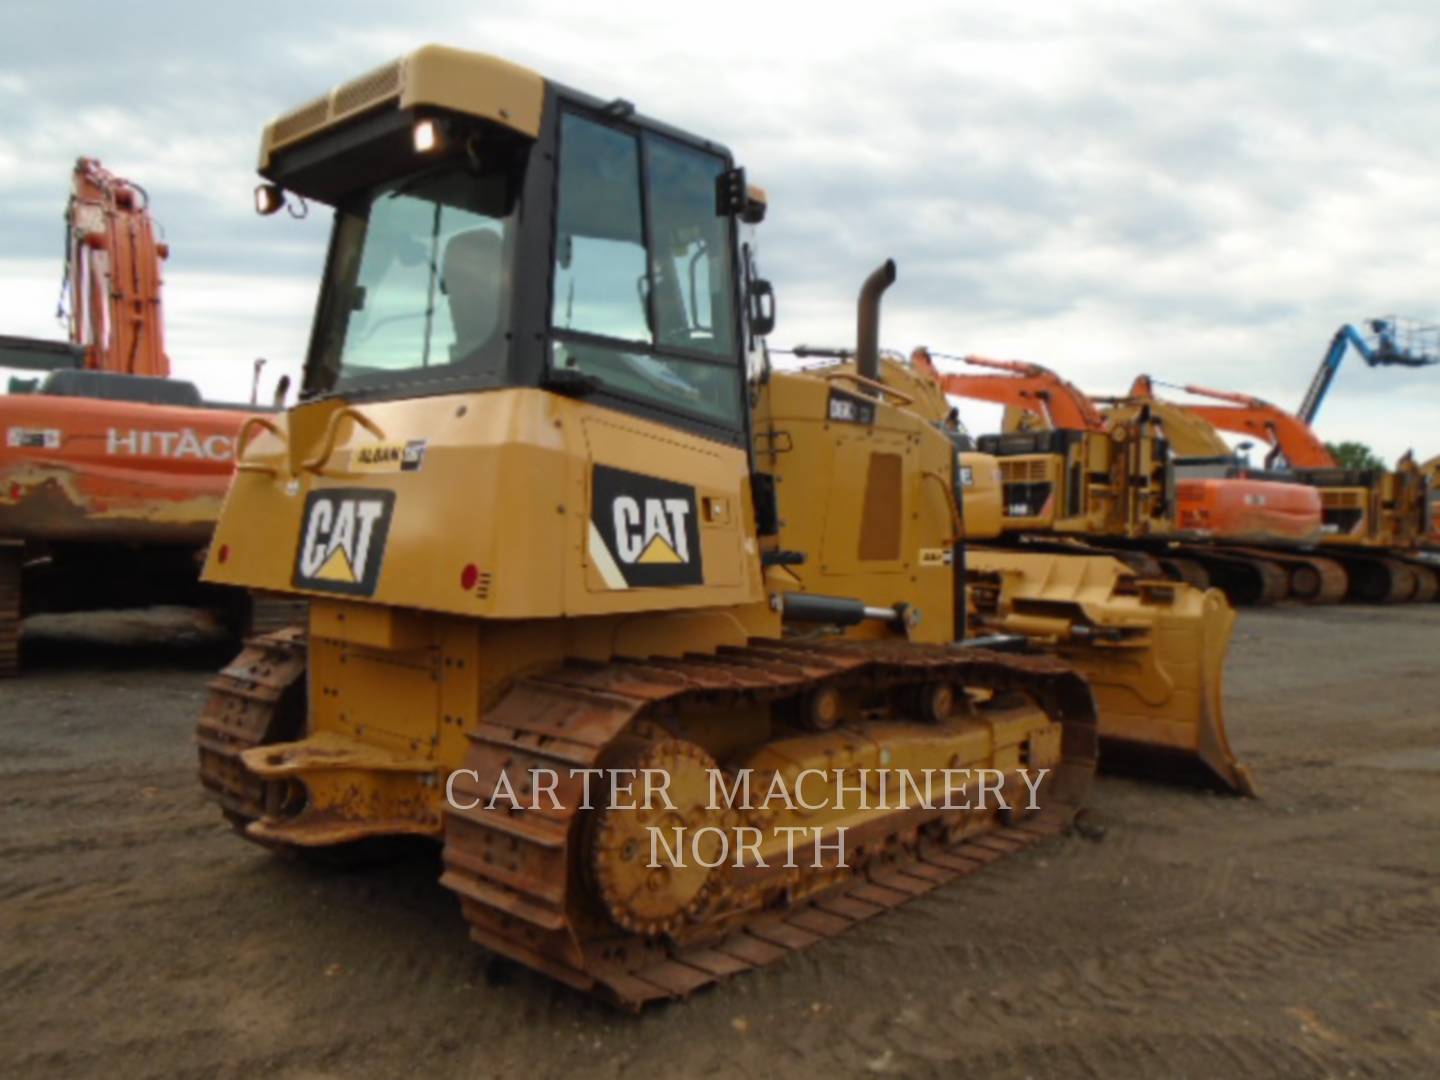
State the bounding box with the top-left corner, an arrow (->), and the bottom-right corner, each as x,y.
3,603 -> 1439,1079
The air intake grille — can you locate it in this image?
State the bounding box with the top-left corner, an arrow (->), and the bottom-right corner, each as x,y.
271,96 -> 330,145
269,60 -> 403,152
334,61 -> 401,117
999,458 -> 1049,482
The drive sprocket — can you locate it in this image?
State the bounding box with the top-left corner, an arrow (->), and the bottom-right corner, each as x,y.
589,738 -> 723,937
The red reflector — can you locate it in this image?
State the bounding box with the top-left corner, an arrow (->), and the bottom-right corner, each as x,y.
8,483 -> 21,501
460,564 -> 480,591
218,544 -> 230,564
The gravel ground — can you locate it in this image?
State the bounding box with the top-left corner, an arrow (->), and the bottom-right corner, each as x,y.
3,603 -> 1438,1079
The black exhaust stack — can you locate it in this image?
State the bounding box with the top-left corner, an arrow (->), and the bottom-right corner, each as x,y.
855,259 -> 897,391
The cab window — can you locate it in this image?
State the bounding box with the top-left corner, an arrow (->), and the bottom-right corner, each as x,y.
550,111 -> 740,429
311,165 -> 517,393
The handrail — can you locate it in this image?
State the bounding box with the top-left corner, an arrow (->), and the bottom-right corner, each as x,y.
301,406 -> 386,475
234,416 -> 285,476
820,370 -> 913,405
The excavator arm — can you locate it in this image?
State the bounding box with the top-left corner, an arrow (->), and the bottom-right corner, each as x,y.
1126,376 -> 1336,469
62,157 -> 170,377
1169,388 -> 1335,469
910,348 -> 1108,432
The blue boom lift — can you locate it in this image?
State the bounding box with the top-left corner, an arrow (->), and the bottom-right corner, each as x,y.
1298,317 -> 1439,424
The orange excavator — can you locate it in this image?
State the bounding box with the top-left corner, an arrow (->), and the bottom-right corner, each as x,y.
1122,378 -> 1437,603
0,158 -> 271,674
907,349 -> 1355,606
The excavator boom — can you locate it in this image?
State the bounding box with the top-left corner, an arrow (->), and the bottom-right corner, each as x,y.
912,347 -> 1108,432
1165,383 -> 1336,469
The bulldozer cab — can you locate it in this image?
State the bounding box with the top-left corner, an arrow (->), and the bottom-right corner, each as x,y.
276,59 -> 754,447
211,47 -> 774,626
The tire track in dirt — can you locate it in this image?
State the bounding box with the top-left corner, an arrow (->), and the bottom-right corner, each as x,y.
803,879 -> 1440,1078
954,884 -> 1440,1024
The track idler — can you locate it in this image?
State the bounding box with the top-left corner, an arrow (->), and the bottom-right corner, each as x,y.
1191,552 -> 1287,606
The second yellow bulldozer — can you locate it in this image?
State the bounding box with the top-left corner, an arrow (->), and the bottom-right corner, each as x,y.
197,45 -> 1248,1008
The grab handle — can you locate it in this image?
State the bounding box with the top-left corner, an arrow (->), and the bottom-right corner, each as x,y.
301,407 -> 386,475
234,416 -> 286,476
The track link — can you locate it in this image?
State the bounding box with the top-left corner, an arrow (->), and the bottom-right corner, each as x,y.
439,639 -> 1097,1008
195,628 -> 307,827
0,543 -> 19,677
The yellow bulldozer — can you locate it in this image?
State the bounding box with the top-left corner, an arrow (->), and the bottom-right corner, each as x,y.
198,45 -> 1249,1008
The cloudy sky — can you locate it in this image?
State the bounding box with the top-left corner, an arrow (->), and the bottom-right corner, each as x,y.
2,0 -> 1436,461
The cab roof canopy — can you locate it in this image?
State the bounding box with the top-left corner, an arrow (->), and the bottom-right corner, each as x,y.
258,43 -> 743,209
258,45 -> 544,203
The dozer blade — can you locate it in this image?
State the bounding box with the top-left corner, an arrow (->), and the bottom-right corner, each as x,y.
968,548 -> 1256,796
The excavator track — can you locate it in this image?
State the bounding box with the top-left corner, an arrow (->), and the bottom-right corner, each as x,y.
1221,547 -> 1348,604
247,592 -> 308,637
1398,559 -> 1440,603
1155,556 -> 1210,589
1330,553 -> 1419,603
195,627 -> 308,828
439,639 -> 1097,1009
0,542 -> 19,677
1162,548 -> 1288,605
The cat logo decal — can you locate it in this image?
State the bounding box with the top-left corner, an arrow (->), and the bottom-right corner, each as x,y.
588,465 -> 703,588
292,489 -> 395,596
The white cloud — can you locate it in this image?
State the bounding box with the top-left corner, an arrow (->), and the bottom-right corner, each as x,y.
0,259 -> 313,406
1,0 -> 1437,462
